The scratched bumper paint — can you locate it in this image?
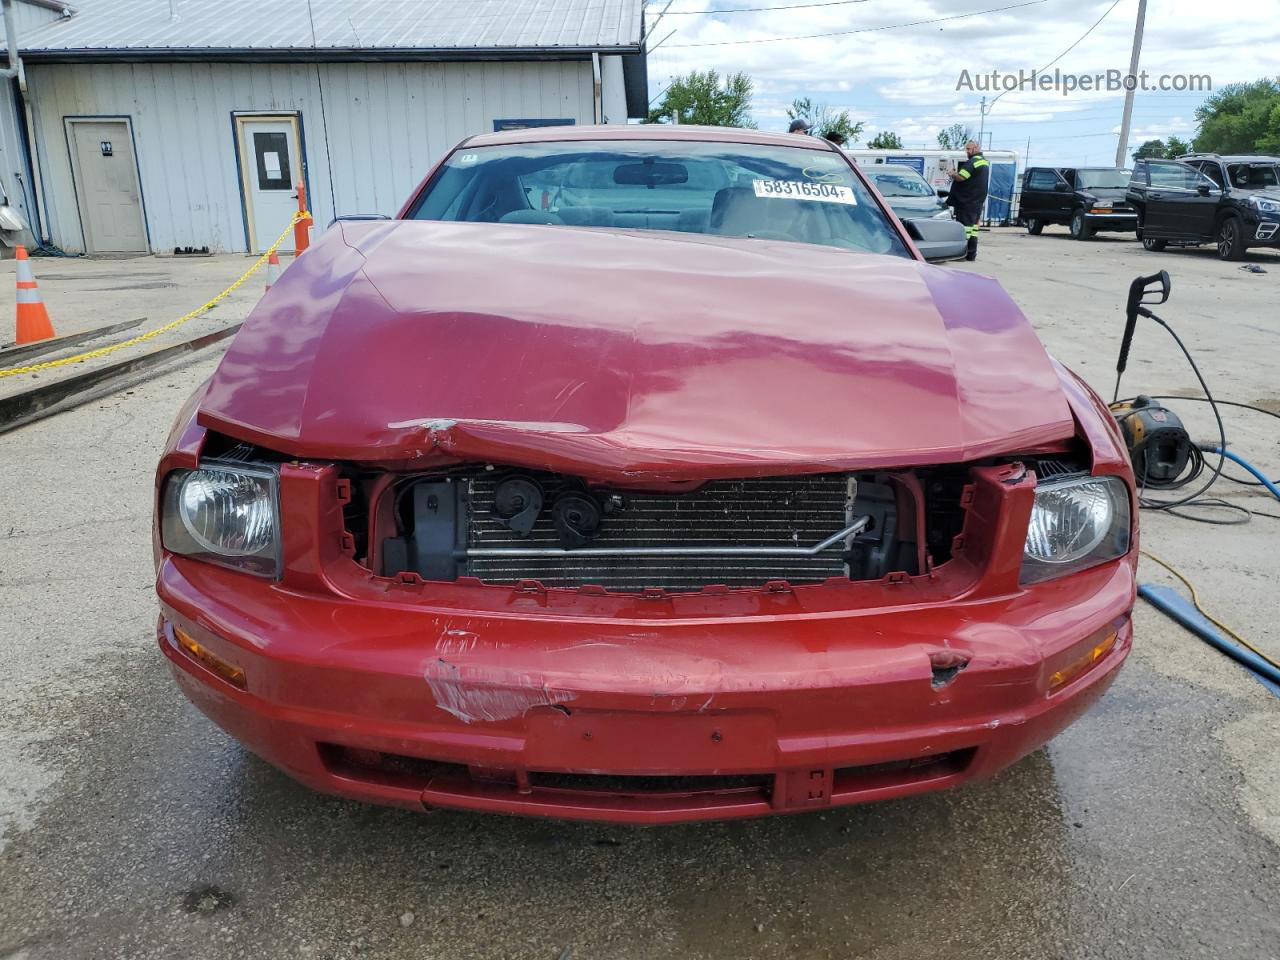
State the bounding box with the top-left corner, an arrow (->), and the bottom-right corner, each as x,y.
156,545 -> 1133,823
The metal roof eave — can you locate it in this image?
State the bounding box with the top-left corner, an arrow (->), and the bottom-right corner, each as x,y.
18,44 -> 642,63
21,0 -> 75,12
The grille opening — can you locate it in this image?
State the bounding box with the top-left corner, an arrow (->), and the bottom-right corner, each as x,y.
319,744 -> 976,805
833,748 -> 975,793
374,468 -> 925,593
318,743 -> 465,791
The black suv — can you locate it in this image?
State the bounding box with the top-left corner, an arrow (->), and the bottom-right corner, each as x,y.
1019,166 -> 1137,239
1126,154 -> 1280,260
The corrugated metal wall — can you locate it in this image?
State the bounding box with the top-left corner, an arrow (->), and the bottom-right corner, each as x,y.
26,59 -> 596,253
0,84 -> 35,247
0,2 -> 68,247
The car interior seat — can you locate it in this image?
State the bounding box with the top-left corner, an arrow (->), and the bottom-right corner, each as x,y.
499,209 -> 566,225
709,187 -> 800,239
676,208 -> 711,233
557,206 -> 615,227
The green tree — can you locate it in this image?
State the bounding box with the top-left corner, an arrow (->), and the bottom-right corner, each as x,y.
868,130 -> 904,149
936,123 -> 975,150
1164,136 -> 1190,158
1258,101 -> 1280,153
788,97 -> 864,144
647,71 -> 756,127
1192,78 -> 1280,154
1132,138 -> 1167,160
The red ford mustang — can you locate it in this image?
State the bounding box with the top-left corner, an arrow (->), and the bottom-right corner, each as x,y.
155,125 -> 1136,823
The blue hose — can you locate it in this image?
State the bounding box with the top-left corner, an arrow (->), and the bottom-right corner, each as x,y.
1139,584 -> 1280,695
1201,446 -> 1280,501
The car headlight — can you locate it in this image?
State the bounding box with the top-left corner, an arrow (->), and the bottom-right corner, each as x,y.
932,208 -> 953,219
1249,196 -> 1280,215
1091,200 -> 1113,209
1021,475 -> 1130,584
161,462 -> 281,577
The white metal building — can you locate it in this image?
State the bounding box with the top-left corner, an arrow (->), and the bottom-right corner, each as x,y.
2,0 -> 646,255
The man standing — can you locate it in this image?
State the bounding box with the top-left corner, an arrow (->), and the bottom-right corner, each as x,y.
946,141 -> 990,261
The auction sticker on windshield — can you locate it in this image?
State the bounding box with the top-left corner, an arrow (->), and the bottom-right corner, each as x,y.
752,179 -> 857,204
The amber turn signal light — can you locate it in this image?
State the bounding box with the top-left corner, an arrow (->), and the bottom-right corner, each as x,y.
173,624 -> 247,690
1049,631 -> 1117,693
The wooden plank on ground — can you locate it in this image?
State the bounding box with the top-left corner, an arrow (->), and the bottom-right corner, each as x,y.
0,323 -> 241,435
0,317 -> 149,365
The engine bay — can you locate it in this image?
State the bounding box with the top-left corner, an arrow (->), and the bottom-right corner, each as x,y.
368,467 -> 955,593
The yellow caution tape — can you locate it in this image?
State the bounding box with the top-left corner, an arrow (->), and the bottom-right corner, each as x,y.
0,211 -> 311,380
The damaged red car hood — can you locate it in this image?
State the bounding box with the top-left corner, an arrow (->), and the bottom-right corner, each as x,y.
199,220 -> 1074,481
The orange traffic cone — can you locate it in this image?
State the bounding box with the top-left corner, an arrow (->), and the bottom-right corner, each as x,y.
14,245 -> 55,345
265,250 -> 281,291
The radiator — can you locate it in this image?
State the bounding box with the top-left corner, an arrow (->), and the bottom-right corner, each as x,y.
465,472 -> 856,592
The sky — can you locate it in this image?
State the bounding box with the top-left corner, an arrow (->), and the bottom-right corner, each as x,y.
642,0 -> 1280,167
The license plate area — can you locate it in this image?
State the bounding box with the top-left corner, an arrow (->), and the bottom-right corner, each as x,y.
523,707 -> 777,772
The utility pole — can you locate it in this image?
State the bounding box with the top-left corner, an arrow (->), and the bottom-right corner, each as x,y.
977,95 -> 987,143
1115,0 -> 1147,167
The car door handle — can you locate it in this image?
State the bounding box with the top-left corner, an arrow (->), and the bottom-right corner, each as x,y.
1148,192 -> 1165,199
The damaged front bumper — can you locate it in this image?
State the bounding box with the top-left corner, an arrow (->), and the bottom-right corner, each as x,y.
157,545 -> 1133,823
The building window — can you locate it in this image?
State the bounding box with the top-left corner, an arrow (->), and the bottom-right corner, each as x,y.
253,132 -> 292,190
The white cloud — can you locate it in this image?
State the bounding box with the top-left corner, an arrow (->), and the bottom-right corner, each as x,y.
646,0 -> 1280,164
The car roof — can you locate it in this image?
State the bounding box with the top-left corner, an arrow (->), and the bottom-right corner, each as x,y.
1027,165 -> 1126,173
462,123 -> 844,153
863,165 -> 925,175
1178,154 -> 1280,163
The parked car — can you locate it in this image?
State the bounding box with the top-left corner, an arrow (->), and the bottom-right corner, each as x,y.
859,164 -> 953,221
1020,166 -> 1137,239
1126,154 -> 1280,260
155,125 -> 1136,824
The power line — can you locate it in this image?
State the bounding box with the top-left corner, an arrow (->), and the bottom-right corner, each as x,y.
987,0 -> 1126,111
667,0 -> 1047,47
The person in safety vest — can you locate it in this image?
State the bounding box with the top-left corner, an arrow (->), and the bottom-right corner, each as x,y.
945,141 -> 990,261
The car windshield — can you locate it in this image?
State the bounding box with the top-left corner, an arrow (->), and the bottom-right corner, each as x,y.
408,139 -> 911,258
1226,163 -> 1280,189
862,168 -> 935,197
1077,169 -> 1131,189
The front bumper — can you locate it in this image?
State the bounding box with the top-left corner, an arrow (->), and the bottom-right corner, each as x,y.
1083,212 -> 1138,231
158,548 -> 1134,824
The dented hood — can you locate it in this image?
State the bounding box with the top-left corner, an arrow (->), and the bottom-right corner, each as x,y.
199,220 -> 1074,481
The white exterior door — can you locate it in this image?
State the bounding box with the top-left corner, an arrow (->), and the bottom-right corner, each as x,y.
66,119 -> 147,254
235,115 -> 303,253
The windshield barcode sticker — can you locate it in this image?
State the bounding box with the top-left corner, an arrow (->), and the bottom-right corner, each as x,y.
752,179 -> 856,204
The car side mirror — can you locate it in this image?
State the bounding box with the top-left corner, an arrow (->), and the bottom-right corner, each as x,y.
904,217 -> 968,262
936,189 -> 948,198
1054,183 -> 1071,192
1196,184 -> 1212,196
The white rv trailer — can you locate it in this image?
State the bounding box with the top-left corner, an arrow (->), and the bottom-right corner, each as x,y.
845,148 -> 1021,223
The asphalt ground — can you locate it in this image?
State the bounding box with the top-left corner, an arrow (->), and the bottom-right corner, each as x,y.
1,228 -> 1278,960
